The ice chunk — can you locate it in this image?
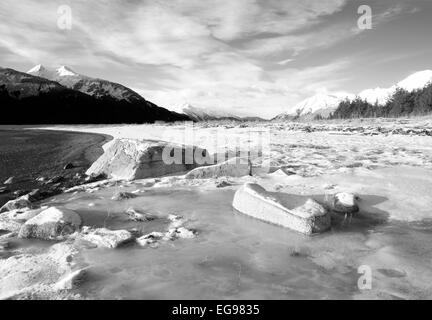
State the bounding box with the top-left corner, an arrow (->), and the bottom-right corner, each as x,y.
80,227 -> 134,248
87,139 -> 207,180
232,183 -> 330,235
18,207 -> 82,240
0,196 -> 32,213
332,192 -> 359,213
185,157 -> 251,179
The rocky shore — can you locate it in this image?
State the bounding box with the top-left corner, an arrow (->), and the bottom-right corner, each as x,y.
0,128 -> 112,208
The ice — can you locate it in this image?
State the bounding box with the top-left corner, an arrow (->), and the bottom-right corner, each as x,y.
86,139 -> 205,180
10,119 -> 431,299
18,207 -> 82,240
233,183 -> 330,234
185,157 -> 251,179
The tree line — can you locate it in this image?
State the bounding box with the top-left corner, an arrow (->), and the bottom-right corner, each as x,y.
330,82 -> 432,119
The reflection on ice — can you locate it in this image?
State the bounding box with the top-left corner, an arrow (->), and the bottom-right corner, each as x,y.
3,122 -> 432,299
21,166 -> 431,299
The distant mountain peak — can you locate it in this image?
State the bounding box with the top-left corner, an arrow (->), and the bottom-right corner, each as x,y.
357,70 -> 432,105
28,64 -> 79,77
274,69 -> 432,121
175,103 -> 242,121
27,64 -> 55,79
56,66 -> 78,77
26,64 -> 145,103
28,64 -> 46,73
275,92 -> 352,120
397,70 -> 432,92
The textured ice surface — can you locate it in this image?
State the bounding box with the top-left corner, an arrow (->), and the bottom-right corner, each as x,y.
5,166 -> 425,299
12,120 -> 432,299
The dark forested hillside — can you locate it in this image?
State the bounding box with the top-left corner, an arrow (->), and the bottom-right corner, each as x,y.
0,67 -> 190,124
331,83 -> 432,119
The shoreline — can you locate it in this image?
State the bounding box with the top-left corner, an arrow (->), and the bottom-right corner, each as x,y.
0,128 -> 113,207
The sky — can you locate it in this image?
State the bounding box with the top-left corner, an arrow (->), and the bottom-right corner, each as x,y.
1,0 -> 432,119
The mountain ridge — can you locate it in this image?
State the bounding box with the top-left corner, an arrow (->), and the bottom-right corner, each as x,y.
28,65 -> 145,103
274,70 -> 432,121
174,103 -> 265,122
0,66 -> 190,124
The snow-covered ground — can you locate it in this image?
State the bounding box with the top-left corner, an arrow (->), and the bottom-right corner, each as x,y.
3,119 -> 432,299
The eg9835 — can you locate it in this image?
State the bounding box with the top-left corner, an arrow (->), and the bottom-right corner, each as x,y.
216,304 -> 260,315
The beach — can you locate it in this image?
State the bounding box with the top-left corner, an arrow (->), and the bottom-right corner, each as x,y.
0,128 -> 111,207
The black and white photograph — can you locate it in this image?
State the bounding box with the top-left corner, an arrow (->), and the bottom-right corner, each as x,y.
1,0 -> 432,304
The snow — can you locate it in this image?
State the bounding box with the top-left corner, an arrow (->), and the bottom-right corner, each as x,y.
80,227 -> 133,248
27,65 -> 78,81
56,66 -> 78,77
397,70 -> 432,92
174,103 -> 240,121
296,93 -> 349,114
27,64 -> 44,73
0,242 -> 82,299
40,119 -> 432,221
277,92 -> 354,119
356,70 -> 432,105
18,207 -> 82,240
358,87 -> 394,105
26,64 -> 144,103
11,119 -> 432,299
275,70 -> 432,118
27,64 -> 55,79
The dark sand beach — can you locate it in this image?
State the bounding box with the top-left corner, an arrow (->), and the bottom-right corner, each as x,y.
0,128 -> 112,206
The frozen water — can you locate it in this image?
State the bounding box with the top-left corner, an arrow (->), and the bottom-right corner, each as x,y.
8,165 -> 427,299
7,120 -> 432,299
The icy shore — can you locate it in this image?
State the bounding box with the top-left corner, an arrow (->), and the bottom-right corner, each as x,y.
1,119 -> 432,299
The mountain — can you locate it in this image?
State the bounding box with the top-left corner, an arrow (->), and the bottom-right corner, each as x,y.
273,93 -> 352,121
331,71 -> 432,119
178,103 -> 266,122
397,70 -> 432,91
357,70 -> 432,105
172,103 -> 265,122
176,103 -> 241,121
0,67 -> 189,124
28,65 -> 144,103
274,70 -> 432,121
358,87 -> 394,105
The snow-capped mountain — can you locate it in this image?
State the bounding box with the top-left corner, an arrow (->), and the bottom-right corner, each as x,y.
0,67 -> 104,124
175,103 -> 241,121
274,70 -> 432,121
1,67 -> 64,98
358,70 -> 432,105
0,65 -> 189,124
28,65 -> 144,103
397,70 -> 432,91
358,87 -> 394,105
27,64 -> 55,79
274,93 -> 352,120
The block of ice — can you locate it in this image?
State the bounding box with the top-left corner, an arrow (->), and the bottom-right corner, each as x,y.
232,183 -> 330,235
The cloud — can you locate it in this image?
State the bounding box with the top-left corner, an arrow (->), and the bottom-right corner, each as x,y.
0,0 -> 423,119
277,59 -> 295,65
135,58 -> 352,119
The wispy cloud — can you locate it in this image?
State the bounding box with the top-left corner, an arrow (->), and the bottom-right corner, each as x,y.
0,0 -> 427,118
